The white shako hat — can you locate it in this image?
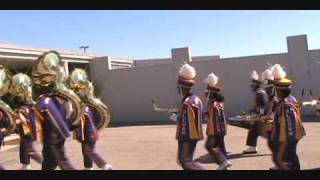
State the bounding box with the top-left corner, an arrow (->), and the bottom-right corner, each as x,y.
261,68 -> 274,87
204,73 -> 221,92
269,64 -> 292,88
251,70 -> 262,85
177,63 -> 197,87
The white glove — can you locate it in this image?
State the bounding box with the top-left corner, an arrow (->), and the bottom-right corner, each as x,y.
0,128 -> 6,133
259,108 -> 265,115
15,119 -> 21,124
169,113 -> 178,122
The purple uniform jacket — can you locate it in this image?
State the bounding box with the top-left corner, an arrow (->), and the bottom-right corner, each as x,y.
0,110 -> 7,148
206,100 -> 226,136
36,93 -> 71,143
176,94 -> 204,142
74,105 -> 99,143
17,106 -> 39,141
271,95 -> 306,143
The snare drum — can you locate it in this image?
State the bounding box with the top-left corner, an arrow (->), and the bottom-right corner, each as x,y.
227,114 -> 270,138
227,115 -> 255,130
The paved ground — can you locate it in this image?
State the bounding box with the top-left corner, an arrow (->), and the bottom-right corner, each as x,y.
0,122 -> 319,170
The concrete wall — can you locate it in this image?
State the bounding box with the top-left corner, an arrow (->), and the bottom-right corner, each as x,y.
108,56 -> 133,69
90,34 -> 320,124
134,58 -> 172,67
90,61 -> 178,123
192,55 -> 220,61
134,55 -> 220,67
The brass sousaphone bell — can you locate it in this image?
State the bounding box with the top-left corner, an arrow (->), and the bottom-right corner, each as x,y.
67,68 -> 111,132
32,51 -> 85,127
0,65 -> 16,136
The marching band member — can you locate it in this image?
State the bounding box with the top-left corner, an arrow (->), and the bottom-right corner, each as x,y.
0,79 -> 8,170
67,68 -> 112,170
175,63 -> 205,170
243,71 -> 268,154
0,107 -> 8,170
9,73 -> 43,170
32,51 -> 84,170
261,67 -> 279,170
0,65 -> 16,170
269,64 -> 306,170
203,73 -> 232,170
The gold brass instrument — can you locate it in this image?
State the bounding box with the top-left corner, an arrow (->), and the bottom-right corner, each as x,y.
32,51 -> 85,126
9,73 -> 43,137
9,73 -> 35,106
0,100 -> 16,136
68,68 -> 111,132
0,65 -> 16,136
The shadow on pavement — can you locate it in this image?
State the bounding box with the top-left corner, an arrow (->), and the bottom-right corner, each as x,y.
196,153 -> 271,164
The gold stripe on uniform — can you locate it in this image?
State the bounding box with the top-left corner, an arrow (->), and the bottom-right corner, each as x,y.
207,105 -> 214,135
187,104 -> 199,139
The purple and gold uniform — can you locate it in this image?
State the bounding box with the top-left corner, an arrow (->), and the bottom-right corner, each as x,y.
68,68 -> 111,170
206,101 -> 226,137
32,51 -> 85,170
75,105 -> 98,143
271,95 -> 305,170
176,94 -> 204,170
74,105 -> 107,169
17,105 -> 43,166
175,63 -> 205,170
36,93 -> 75,170
268,64 -> 306,170
0,110 -> 7,170
203,72 -> 231,170
205,100 -> 228,162
176,94 -> 203,142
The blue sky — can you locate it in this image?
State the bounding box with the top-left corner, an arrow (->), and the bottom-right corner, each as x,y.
0,10 -> 319,59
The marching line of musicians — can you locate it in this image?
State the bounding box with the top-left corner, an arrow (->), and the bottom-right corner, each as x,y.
172,63 -> 305,170
0,51 -> 112,170
0,49 -> 308,170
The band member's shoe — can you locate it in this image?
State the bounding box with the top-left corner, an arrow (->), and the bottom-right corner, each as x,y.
101,164 -> 112,170
19,164 -> 31,170
242,146 -> 258,154
216,161 -> 232,170
84,167 -> 94,170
